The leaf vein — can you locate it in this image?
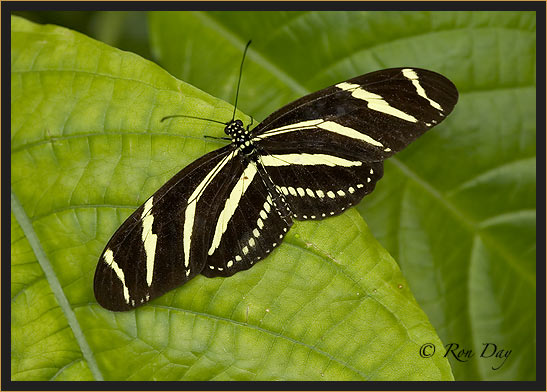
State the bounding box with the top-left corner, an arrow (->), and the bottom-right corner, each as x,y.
150,304 -> 367,379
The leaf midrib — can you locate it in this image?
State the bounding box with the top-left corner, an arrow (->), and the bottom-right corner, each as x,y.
193,11 -> 309,96
389,157 -> 535,286
10,192 -> 104,381
314,25 -> 535,81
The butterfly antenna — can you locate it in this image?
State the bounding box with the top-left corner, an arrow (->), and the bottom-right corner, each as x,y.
232,40 -> 252,122
161,114 -> 227,125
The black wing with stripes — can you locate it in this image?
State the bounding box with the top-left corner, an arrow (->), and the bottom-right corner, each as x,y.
94,146 -> 236,311
251,67 -> 458,219
253,68 -> 458,159
95,66 -> 458,311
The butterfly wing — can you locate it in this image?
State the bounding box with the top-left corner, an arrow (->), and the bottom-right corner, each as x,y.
251,67 -> 458,219
253,68 -> 458,158
257,152 -> 384,220
94,145 -> 237,311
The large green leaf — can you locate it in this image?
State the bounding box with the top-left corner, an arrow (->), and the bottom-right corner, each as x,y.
11,15 -> 452,381
148,11 -> 536,381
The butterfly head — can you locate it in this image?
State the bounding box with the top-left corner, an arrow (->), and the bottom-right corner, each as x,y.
225,119 -> 247,141
224,119 -> 244,135
225,119 -> 255,154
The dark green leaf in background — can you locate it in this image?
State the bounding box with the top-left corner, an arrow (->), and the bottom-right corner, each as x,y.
148,11 -> 536,381
12,11 -> 152,60
10,13 -> 459,381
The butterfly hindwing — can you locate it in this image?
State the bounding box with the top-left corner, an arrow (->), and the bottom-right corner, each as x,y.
259,153 -> 384,220
201,159 -> 293,278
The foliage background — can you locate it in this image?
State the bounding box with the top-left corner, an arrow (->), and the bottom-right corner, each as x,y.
11,10 -> 536,381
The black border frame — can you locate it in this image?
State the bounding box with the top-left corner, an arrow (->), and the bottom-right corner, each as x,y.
3,2 -> 545,391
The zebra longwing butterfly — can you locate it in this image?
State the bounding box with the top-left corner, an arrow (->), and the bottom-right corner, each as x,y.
94,56 -> 458,311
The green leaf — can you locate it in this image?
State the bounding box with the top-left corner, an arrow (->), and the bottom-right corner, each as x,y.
148,11 -> 536,381
11,15 -> 452,381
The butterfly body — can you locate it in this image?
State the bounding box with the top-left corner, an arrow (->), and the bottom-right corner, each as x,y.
94,67 -> 458,311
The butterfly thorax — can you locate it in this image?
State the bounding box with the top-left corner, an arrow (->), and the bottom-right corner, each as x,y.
225,119 -> 254,155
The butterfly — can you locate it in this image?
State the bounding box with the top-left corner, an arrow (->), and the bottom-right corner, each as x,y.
94,45 -> 458,311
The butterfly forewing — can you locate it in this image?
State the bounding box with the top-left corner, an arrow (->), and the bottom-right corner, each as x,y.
253,68 -> 458,157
